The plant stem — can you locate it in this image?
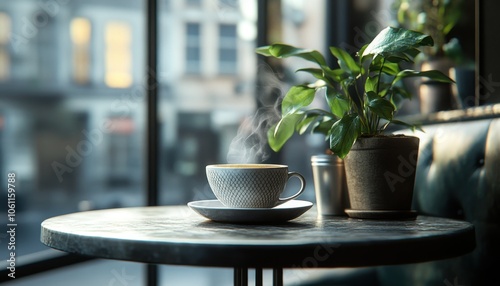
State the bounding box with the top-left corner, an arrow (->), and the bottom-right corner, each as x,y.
345,83 -> 369,131
376,58 -> 385,95
373,57 -> 386,133
357,63 -> 369,132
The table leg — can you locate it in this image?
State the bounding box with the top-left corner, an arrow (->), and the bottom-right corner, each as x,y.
146,264 -> 158,286
255,268 -> 263,286
234,268 -> 248,286
273,268 -> 283,286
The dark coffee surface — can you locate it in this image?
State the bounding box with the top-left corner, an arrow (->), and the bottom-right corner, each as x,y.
41,206 -> 475,268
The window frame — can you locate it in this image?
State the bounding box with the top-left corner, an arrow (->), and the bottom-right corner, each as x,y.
0,1 -> 347,286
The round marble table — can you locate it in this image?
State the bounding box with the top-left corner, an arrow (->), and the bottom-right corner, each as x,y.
41,206 -> 475,286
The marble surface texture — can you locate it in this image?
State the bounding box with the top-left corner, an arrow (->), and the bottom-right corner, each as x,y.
41,206 -> 475,269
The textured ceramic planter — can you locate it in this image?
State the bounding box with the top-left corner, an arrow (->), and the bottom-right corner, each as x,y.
343,136 -> 419,218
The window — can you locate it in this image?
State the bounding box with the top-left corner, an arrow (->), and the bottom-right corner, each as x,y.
186,0 -> 202,7
70,17 -> 91,85
0,0 -> 146,283
218,24 -> 237,74
0,0 -> 416,285
0,11 -> 11,81
106,116 -> 136,186
185,23 -> 201,74
218,0 -> 239,11
105,21 -> 133,88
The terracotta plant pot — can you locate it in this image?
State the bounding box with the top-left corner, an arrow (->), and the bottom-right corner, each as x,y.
343,136 -> 419,219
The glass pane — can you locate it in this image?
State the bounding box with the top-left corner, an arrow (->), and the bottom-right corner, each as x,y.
186,23 -> 201,74
70,17 -> 92,85
158,0 -> 258,205
0,0 -> 145,282
258,0 -> 328,202
220,24 -> 236,37
0,0 -> 330,285
218,0 -> 239,11
218,24 -> 237,74
186,0 -> 202,7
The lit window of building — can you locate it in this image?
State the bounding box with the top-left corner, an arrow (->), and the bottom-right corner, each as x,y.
0,11 -> 11,81
105,21 -> 133,88
70,17 -> 92,85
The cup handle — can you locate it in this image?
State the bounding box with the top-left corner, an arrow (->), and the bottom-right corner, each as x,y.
276,172 -> 306,205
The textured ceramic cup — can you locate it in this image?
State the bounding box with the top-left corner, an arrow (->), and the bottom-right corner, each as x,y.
206,164 -> 306,208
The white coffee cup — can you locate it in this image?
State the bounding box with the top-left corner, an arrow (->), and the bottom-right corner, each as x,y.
206,164 -> 306,208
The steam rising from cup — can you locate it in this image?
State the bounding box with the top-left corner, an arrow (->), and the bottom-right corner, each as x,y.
226,108 -> 275,163
226,63 -> 286,164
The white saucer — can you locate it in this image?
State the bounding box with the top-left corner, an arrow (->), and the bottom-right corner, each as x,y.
187,200 -> 313,223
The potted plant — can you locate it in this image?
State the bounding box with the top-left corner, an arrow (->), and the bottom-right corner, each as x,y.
257,26 -> 453,219
393,0 -> 465,113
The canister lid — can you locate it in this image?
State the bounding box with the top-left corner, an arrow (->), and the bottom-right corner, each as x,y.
311,154 -> 343,164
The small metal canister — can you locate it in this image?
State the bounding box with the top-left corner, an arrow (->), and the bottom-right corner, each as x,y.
311,154 -> 349,216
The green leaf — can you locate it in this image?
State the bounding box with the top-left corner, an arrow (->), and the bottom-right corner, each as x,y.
388,48 -> 421,61
385,52 -> 412,63
362,27 -> 433,58
403,47 -> 421,58
442,1 -> 462,36
390,119 -> 423,132
325,87 -> 350,118
255,46 -> 273,57
391,85 -> 412,100
296,68 -> 327,82
329,114 -> 361,159
298,109 -> 336,135
313,119 -> 335,134
366,91 -> 395,121
377,86 -> 390,98
369,58 -> 401,75
393,69 -> 454,85
267,114 -> 303,152
297,115 -> 318,135
357,44 -> 369,59
282,85 -> 316,115
257,44 -> 328,67
381,62 -> 400,75
365,76 -> 379,93
329,46 -> 360,75
323,68 -> 348,83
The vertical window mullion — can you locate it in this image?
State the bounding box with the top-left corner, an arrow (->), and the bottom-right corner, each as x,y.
146,0 -> 159,284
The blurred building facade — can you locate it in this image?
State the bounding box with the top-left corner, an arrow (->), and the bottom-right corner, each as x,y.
0,1 -> 328,263
0,0 -> 257,210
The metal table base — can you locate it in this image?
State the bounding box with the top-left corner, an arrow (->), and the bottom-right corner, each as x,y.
234,268 -> 283,286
